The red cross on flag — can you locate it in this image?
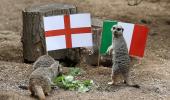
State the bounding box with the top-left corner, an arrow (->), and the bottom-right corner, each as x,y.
43,13 -> 93,51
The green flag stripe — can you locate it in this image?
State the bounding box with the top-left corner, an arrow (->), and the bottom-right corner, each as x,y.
100,20 -> 118,54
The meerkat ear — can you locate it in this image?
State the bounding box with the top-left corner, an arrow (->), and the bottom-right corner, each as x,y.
122,28 -> 124,32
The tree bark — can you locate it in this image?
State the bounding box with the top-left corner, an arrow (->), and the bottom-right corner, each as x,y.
22,3 -> 77,62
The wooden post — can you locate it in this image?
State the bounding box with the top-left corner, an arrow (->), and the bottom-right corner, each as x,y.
83,26 -> 102,66
83,18 -> 112,66
22,3 -> 77,62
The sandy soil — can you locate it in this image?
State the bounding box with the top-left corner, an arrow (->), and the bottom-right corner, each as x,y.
0,0 -> 170,100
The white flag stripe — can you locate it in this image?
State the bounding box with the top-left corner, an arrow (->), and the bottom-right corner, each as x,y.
71,33 -> 93,48
43,15 -> 64,31
118,22 -> 135,51
45,35 -> 66,51
70,13 -> 91,28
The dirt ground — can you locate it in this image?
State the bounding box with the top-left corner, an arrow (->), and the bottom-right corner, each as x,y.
0,0 -> 170,100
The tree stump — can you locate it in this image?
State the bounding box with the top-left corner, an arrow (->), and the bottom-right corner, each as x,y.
22,3 -> 78,62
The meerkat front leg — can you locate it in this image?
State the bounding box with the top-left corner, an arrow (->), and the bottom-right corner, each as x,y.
50,80 -> 59,90
107,45 -> 114,55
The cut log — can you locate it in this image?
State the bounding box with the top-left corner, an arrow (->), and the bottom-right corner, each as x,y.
22,3 -> 78,62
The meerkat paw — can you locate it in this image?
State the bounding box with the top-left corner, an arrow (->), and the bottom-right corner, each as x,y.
107,49 -> 112,55
106,46 -> 113,55
108,81 -> 114,85
108,51 -> 112,55
51,85 -> 59,90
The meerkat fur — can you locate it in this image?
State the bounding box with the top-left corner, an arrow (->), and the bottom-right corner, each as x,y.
107,24 -> 139,88
29,61 -> 61,100
33,55 -> 56,70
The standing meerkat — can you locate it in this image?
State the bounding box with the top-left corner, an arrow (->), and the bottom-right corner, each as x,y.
33,55 -> 55,70
29,61 -> 62,100
107,24 -> 139,88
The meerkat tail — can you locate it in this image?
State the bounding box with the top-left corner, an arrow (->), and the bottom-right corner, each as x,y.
126,83 -> 140,88
124,81 -> 140,88
130,84 -> 140,88
18,85 -> 28,90
34,85 -> 45,100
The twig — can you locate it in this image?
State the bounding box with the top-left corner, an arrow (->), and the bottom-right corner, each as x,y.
127,0 -> 144,6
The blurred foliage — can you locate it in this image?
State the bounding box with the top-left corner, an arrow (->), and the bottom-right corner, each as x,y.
53,67 -> 94,93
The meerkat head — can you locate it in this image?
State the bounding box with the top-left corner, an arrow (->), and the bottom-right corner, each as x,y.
50,61 -> 62,75
111,25 -> 124,38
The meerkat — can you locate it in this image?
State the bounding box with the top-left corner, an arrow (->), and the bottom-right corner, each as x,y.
107,24 -> 139,88
29,61 -> 62,100
33,55 -> 55,70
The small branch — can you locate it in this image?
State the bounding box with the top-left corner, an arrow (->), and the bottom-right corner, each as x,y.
127,0 -> 144,6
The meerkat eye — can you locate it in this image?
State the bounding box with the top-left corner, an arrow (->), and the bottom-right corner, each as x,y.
112,27 -> 116,30
117,28 -> 122,31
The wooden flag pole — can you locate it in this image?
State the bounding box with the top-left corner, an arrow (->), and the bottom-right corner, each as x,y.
97,30 -> 102,67
97,52 -> 100,67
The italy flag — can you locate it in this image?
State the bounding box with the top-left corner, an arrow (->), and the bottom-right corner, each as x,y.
100,20 -> 149,58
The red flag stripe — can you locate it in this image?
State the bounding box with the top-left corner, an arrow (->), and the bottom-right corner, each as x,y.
45,29 -> 65,37
64,15 -> 72,48
129,24 -> 149,57
45,27 -> 91,37
71,27 -> 92,33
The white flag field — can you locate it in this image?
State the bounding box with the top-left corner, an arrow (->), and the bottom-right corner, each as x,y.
43,13 -> 93,51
